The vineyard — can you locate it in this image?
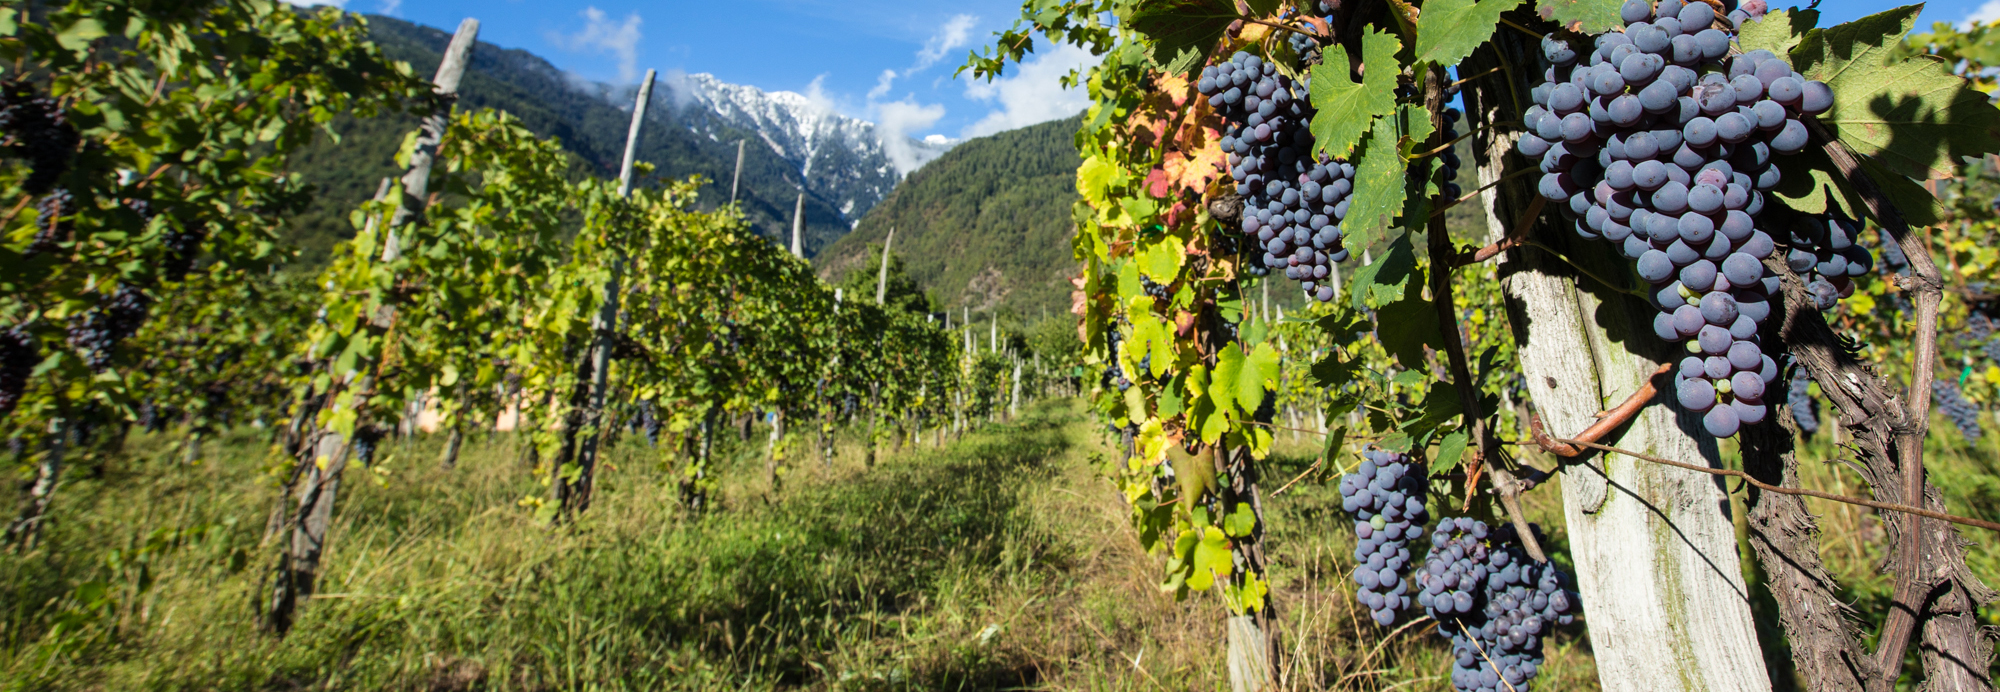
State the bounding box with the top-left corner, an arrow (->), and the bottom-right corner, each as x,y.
2,0 -> 2000,690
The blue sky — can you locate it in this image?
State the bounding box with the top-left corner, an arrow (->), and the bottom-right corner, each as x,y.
286,0 -> 1102,143
287,1 -> 1989,143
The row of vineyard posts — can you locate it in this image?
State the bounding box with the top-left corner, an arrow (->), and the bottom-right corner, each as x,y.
0,2 -> 1063,635
966,0 -> 2000,690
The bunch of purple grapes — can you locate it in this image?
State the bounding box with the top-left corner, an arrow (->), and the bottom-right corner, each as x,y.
1198,51 -> 1354,302
1418,518 -> 1579,692
65,284 -> 151,371
1788,369 -> 1819,434
0,327 -> 37,416
0,79 -> 78,195
1101,326 -> 1131,392
1439,108 -> 1464,201
1339,449 -> 1428,626
1932,379 -> 1983,442
1524,0 -> 1833,438
29,188 -> 72,255
1781,213 -> 1874,310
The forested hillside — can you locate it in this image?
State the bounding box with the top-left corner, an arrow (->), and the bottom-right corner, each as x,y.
280,15 -> 868,266
817,115 -> 1084,320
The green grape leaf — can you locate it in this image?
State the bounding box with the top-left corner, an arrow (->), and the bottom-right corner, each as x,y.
1078,155 -> 1122,207
1309,27 -> 1401,161
1211,345 -> 1245,419
1401,380 -> 1465,436
1188,526 -> 1233,591
1375,294 -> 1445,371
1735,8 -> 1819,57
1536,0 -> 1622,33
1236,342 -> 1281,415
55,17 -> 106,50
1414,0 -> 1525,68
1860,156 -> 1948,226
1223,502 -> 1258,537
1432,429 -> 1469,475
1118,260 -> 1143,301
1341,120 -> 1409,255
1794,5 -> 2000,181
1127,0 -> 1237,73
1140,236 -> 1186,281
1158,371 -> 1188,419
1348,232 -> 1418,310
1321,424 -> 1348,469
1769,145 -> 1865,218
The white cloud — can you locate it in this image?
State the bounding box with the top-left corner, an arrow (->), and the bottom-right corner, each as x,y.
867,69 -> 898,101
550,7 -> 644,83
661,69 -> 696,110
875,98 -> 947,176
378,0 -> 400,15
867,15 -> 979,110
277,0 -> 347,6
960,43 -> 1098,139
913,14 -> 978,72
1966,0 -> 2000,28
801,74 -> 841,114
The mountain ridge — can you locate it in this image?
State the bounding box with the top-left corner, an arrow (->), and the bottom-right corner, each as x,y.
280,14 -> 948,264
817,115 -> 1084,321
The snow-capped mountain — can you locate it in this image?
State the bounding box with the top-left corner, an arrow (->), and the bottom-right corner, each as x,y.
662,73 -> 953,226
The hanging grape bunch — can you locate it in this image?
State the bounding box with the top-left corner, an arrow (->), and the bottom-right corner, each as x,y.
1522,0 -> 1835,438
1338,449 -> 1428,626
0,79 -> 79,196
1780,213 -> 1875,310
1439,108 -> 1464,202
1787,369 -> 1819,435
1932,379 -> 1983,442
29,188 -> 73,255
1418,518 -> 1580,692
65,284 -> 152,371
0,327 -> 37,416
1198,50 -> 1354,303
1101,325 -> 1131,392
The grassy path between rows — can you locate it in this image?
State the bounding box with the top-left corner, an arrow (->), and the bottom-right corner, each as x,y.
2,399 -> 1601,691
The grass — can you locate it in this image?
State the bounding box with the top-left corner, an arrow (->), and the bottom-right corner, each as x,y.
0,398 -> 1991,691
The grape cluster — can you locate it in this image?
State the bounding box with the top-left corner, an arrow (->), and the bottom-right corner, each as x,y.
0,327 -> 37,416
1418,518 -> 1579,692
125,197 -> 205,281
352,426 -> 385,466
1102,327 -> 1131,392
1788,369 -> 1819,434
0,79 -> 79,195
1338,449 -> 1428,626
1781,214 -> 1874,310
1438,109 -> 1464,201
1932,379 -> 1983,442
1199,51 -> 1355,303
1526,0 -> 1831,438
30,189 -> 73,255
65,284 -> 151,371
638,400 -> 662,447
1139,275 -> 1171,300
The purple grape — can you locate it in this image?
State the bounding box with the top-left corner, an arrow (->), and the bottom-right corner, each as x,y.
1770,119 -> 1808,153
1638,250 -> 1676,282
1703,404 -> 1741,436
1674,304 -> 1705,337
1799,81 -> 1833,115
1679,378 -> 1717,411
1732,371 -> 1766,401
1702,291 -> 1741,326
